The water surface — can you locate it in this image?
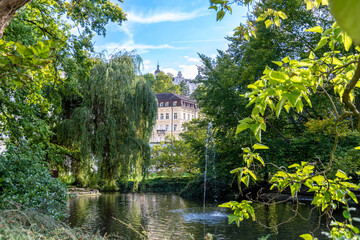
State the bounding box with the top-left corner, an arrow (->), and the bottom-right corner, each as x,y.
67,192 -> 352,239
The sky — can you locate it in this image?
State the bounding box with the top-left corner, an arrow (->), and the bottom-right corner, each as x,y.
93,0 -> 248,79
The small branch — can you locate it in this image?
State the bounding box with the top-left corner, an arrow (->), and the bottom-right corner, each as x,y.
342,57 -> 360,131
320,84 -> 339,118
325,112 -> 352,173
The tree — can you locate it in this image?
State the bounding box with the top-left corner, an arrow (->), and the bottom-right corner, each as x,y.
209,0 -> 360,238
152,71 -> 181,94
151,135 -> 200,177
0,0 -> 31,37
57,52 -> 157,190
0,0 -> 127,168
143,73 -> 156,86
179,80 -> 190,96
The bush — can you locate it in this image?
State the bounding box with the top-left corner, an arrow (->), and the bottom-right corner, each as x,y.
0,142 -> 68,218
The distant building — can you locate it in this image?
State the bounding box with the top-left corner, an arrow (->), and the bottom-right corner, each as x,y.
150,93 -> 200,144
154,64 -> 201,95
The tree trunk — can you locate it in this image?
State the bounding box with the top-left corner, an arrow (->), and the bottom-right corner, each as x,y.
0,0 -> 31,38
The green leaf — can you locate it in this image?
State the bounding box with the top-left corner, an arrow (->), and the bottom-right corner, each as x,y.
209,5 -> 218,11
306,26 -> 323,33
343,210 -> 350,219
288,163 -> 300,168
216,10 -> 225,21
329,0 -> 360,44
274,17 -> 280,27
265,19 -> 273,28
335,170 -> 347,179
253,143 -> 269,150
228,214 -> 241,227
342,32 -> 353,51
348,191 -> 358,204
354,146 -> 360,150
236,123 -> 249,134
314,37 -> 329,51
278,11 -> 287,19
276,98 -> 286,118
269,71 -> 289,84
272,61 -> 283,66
312,175 -> 325,185
300,233 -> 313,240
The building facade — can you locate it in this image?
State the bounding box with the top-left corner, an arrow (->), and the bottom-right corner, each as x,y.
150,93 -> 200,144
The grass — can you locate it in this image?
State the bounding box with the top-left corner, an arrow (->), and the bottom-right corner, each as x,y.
0,203 -> 112,240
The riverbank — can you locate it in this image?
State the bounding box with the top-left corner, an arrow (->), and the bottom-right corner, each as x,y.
0,205 -> 111,240
68,187 -> 101,197
117,177 -> 193,193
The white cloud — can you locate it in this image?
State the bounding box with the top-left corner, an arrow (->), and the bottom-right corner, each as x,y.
184,56 -> 201,63
95,40 -> 180,54
162,68 -> 178,76
171,39 -> 225,44
142,59 -> 155,72
179,64 -> 198,79
126,9 -> 208,24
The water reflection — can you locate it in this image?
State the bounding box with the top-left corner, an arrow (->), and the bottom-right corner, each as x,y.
67,193 -> 353,240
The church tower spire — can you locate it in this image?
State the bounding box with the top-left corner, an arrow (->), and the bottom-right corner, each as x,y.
154,61 -> 160,75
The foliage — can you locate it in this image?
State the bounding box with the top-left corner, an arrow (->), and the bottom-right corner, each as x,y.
151,135 -> 199,177
0,142 -> 68,218
143,73 -> 156,86
118,176 -> 193,193
194,0 -> 334,191
1,0 -> 127,168
207,0 -> 360,239
179,80 -> 190,96
57,52 -> 157,190
152,71 -> 181,94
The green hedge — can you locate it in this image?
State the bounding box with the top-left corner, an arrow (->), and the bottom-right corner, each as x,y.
117,177 -> 193,193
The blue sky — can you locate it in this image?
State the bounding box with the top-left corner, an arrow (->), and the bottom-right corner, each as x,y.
93,0 -> 247,78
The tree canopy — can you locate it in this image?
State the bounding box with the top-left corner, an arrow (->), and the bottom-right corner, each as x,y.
57,52 -> 157,190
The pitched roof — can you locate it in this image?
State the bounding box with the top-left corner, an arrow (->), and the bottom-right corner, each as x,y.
155,93 -> 196,103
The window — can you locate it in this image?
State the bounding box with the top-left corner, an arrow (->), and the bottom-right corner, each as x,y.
165,125 -> 169,131
165,102 -> 169,107
156,114 -> 158,120
174,124 -> 177,131
166,113 -> 169,119
173,101 -> 177,106
159,102 -> 163,107
160,114 -> 164,120
174,113 -> 177,119
188,114 -> 190,120
192,115 -> 194,119
183,113 -> 186,119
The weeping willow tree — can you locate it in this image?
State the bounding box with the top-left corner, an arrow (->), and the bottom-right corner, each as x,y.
57,52 -> 157,190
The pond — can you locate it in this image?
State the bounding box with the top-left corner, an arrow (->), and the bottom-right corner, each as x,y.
66,192 -> 350,240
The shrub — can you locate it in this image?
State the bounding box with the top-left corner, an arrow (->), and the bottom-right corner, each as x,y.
0,142 -> 68,218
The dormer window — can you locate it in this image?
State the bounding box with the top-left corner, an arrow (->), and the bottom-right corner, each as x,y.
165,102 -> 169,107
173,101 -> 177,106
160,102 -> 163,107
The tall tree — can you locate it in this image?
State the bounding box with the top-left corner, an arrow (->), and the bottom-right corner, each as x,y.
152,72 -> 181,94
57,53 -> 157,190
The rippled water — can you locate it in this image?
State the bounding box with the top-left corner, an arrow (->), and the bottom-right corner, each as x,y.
66,192 -> 356,240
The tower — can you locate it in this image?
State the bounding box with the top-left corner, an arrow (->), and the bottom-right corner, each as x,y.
154,61 -> 160,75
